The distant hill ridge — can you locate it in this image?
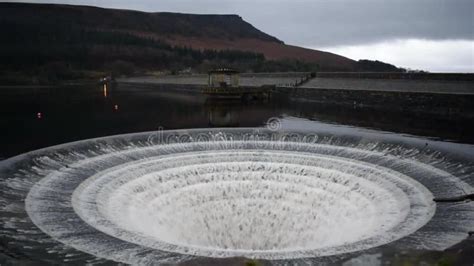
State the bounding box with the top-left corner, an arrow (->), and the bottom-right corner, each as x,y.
0,2 -> 282,43
0,2 -> 403,82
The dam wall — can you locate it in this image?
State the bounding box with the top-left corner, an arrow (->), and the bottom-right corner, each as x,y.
293,74 -> 474,118
276,86 -> 474,118
119,73 -> 310,87
119,73 -> 474,118
301,78 -> 474,95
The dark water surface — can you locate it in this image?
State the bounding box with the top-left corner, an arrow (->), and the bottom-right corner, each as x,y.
1,83 -> 473,159
1,83 -> 473,265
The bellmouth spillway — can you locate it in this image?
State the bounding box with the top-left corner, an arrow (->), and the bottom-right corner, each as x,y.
1,127 -> 473,265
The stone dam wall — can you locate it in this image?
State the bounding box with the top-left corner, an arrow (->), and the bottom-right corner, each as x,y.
275,86 -> 474,118
119,73 -> 474,118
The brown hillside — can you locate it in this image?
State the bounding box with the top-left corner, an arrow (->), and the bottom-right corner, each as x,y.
0,2 -> 356,71
166,37 -> 355,70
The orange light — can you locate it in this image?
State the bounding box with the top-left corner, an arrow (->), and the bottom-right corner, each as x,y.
103,84 -> 108,98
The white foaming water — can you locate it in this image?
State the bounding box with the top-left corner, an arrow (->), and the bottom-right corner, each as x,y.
73,148 -> 431,257
1,128 -> 473,264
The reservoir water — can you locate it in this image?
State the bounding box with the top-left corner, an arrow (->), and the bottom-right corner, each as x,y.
0,83 -> 473,265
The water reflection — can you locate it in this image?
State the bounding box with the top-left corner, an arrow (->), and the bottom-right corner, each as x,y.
207,105 -> 240,127
0,83 -> 473,265
0,83 -> 473,159
205,97 -> 282,128
205,99 -> 241,127
103,84 -> 108,98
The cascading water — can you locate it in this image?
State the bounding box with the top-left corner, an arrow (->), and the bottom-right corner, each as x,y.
1,127 -> 473,265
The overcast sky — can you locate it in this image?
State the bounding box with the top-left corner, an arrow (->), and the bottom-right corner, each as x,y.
5,0 -> 474,72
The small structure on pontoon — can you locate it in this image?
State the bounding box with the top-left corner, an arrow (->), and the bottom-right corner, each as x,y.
203,68 -> 272,100
208,68 -> 240,88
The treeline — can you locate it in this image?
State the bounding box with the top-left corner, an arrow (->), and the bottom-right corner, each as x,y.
0,21 -> 264,71
0,21 -> 271,84
355,60 -> 406,73
0,19 -> 403,84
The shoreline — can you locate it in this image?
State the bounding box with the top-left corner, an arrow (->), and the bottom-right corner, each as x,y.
115,76 -> 474,119
0,80 -> 101,89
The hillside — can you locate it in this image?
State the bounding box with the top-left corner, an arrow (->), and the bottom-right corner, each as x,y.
0,3 -> 282,42
0,3 -> 402,84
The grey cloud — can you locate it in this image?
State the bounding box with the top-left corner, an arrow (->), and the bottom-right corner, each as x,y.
4,0 -> 474,46
239,0 -> 474,46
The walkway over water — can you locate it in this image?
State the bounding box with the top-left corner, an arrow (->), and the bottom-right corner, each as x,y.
119,73 -> 474,120
120,72 -> 311,88
120,72 -> 474,95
